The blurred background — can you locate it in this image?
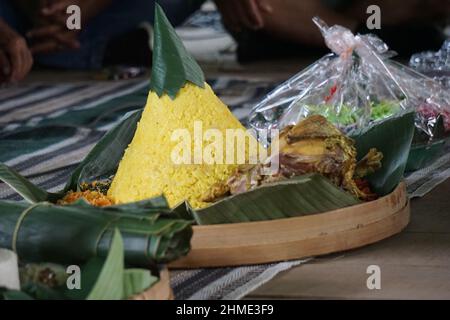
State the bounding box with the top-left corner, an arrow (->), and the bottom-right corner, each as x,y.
0,0 -> 449,84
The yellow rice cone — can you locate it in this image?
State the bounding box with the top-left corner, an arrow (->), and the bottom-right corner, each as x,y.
108,83 -> 258,208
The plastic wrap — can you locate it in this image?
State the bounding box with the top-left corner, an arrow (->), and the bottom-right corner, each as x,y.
408,40 -> 450,139
410,40 -> 450,88
249,18 -> 449,143
391,59 -> 450,140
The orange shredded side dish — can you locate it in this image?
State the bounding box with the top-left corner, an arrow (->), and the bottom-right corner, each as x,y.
57,190 -> 114,207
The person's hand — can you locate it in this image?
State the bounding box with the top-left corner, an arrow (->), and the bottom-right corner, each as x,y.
214,0 -> 273,32
27,0 -> 112,54
39,0 -> 112,26
27,25 -> 80,54
0,20 -> 33,83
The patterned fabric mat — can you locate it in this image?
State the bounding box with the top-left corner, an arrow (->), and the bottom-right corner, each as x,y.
0,76 -> 449,300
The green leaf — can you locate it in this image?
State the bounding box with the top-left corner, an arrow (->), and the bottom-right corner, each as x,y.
150,4 -> 205,99
0,163 -> 60,203
6,234 -> 158,300
0,200 -> 192,267
192,174 -> 360,225
407,116 -> 447,171
87,229 -> 124,300
352,112 -> 415,195
64,257 -> 104,300
106,196 -> 171,218
21,283 -> 66,300
0,288 -> 34,300
67,230 -> 130,300
406,138 -> 447,172
65,110 -> 142,192
123,269 -> 158,299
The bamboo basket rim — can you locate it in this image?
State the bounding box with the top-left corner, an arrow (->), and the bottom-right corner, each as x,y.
169,182 -> 409,268
193,182 -> 407,229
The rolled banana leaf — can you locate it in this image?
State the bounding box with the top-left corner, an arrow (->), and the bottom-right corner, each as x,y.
2,230 -> 159,300
0,200 -> 192,267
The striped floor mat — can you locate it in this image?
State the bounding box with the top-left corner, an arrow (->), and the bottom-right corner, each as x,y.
0,76 -> 449,300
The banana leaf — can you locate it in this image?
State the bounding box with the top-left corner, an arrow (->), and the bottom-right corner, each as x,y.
406,139 -> 447,172
150,3 -> 205,99
0,110 -> 142,203
123,269 -> 158,298
2,230 -> 159,300
352,112 -> 415,195
0,200 -> 192,267
64,109 -> 142,192
68,196 -> 171,221
84,229 -> 124,300
0,163 -> 61,203
406,117 -> 448,171
191,174 -> 360,225
20,283 -> 67,300
0,288 -> 34,300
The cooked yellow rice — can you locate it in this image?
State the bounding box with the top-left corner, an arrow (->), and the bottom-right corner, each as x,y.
108,82 -> 258,208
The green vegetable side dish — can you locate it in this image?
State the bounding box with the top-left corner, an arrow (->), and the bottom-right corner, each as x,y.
304,101 -> 401,127
371,101 -> 401,121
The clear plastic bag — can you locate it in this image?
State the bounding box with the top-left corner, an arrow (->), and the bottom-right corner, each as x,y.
410,40 -> 450,88
391,58 -> 450,139
408,40 -> 450,138
249,18 -> 449,142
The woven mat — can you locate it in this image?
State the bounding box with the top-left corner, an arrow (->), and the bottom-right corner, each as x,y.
405,142 -> 450,198
0,77 -> 449,300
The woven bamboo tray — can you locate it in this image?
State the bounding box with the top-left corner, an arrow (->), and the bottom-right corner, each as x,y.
130,268 -> 173,300
170,182 -> 409,268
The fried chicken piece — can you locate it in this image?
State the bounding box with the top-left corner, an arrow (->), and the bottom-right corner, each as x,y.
203,115 -> 383,202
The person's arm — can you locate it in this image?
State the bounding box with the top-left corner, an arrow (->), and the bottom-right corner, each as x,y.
215,0 -> 273,32
254,0 -> 358,47
215,0 -> 357,47
0,19 -> 33,83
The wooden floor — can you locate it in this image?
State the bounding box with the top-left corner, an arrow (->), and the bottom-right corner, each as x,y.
245,179 -> 450,300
